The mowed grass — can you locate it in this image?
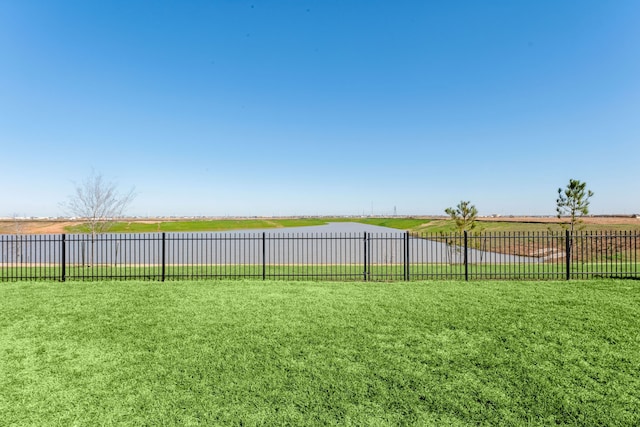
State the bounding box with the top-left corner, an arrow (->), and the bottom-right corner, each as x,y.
2,280 -> 639,425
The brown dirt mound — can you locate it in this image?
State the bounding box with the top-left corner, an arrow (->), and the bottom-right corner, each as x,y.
478,216 -> 640,225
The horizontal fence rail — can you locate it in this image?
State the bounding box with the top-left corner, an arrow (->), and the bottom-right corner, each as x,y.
1,231 -> 638,282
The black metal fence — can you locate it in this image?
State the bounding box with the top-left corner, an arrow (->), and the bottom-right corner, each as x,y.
1,230 -> 638,282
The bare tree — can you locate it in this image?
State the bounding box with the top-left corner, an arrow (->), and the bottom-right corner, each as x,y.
11,214 -> 25,262
63,171 -> 135,264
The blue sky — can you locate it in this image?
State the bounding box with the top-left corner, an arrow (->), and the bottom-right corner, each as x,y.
1,1 -> 638,217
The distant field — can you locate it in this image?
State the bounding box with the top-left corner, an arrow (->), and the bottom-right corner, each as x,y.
1,279 -> 639,425
1,216 -> 638,235
83,216 -> 640,234
67,218 -> 330,234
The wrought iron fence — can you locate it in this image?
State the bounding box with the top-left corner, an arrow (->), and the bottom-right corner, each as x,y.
0,230 -> 638,282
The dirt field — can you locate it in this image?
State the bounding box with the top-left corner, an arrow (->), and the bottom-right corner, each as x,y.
1,216 -> 638,235
0,220 -> 74,235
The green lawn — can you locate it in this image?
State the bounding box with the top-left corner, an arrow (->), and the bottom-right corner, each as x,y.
1,280 -> 639,425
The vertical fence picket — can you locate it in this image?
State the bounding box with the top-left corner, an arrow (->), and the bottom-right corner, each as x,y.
363,232 -> 368,281
565,230 -> 571,280
61,234 -> 66,282
404,231 -> 409,281
161,232 -> 166,282
464,231 -> 468,281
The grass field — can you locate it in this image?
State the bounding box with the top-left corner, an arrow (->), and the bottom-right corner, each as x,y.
65,218 -> 332,234
2,216 -> 639,236
59,216 -> 640,234
63,217 -> 434,234
1,279 -> 639,425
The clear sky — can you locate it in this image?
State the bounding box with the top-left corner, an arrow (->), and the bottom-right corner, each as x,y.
1,1 -> 638,218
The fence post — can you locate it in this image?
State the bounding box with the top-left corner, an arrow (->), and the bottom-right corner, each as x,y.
565,229 -> 571,280
363,232 -> 368,281
464,231 -> 469,281
61,234 -> 66,282
262,232 -> 266,280
404,231 -> 410,281
161,232 -> 166,282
